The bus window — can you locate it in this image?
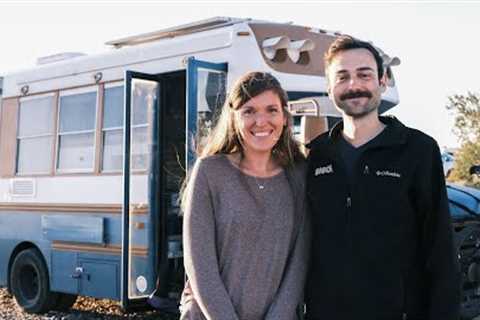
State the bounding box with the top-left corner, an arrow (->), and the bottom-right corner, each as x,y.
17,94 -> 55,174
195,68 -> 226,153
131,81 -> 152,171
57,87 -> 97,172
102,84 -> 124,172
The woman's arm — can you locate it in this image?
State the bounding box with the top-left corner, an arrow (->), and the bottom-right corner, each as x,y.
183,159 -> 240,320
264,208 -> 310,320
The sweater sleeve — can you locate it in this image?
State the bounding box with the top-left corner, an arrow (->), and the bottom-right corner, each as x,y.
264,197 -> 311,320
183,160 -> 240,320
416,141 -> 460,320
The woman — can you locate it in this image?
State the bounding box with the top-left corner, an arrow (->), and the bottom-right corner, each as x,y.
180,72 -> 309,320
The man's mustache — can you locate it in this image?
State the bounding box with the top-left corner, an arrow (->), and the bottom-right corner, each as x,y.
340,90 -> 372,101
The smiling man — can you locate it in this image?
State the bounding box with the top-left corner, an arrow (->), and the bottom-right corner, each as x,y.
305,36 -> 460,320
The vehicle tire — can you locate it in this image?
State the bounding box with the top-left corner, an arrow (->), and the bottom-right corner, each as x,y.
53,293 -> 77,311
455,226 -> 480,320
9,248 -> 58,313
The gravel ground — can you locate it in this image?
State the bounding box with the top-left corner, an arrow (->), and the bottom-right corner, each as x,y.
0,288 -> 178,320
4,288 -> 480,320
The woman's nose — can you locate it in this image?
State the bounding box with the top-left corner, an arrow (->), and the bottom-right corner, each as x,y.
254,112 -> 268,126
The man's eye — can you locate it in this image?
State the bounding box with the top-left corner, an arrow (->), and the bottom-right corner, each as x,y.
359,73 -> 372,79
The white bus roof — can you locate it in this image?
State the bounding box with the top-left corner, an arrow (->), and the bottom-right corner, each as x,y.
105,16 -> 251,48
1,16 -> 400,104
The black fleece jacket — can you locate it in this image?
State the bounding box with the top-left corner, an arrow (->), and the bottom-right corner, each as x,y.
305,116 -> 460,320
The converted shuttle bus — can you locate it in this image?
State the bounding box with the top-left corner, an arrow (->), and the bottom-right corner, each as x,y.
0,17 -> 400,313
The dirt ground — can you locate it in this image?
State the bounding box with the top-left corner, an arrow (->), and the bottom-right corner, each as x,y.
0,288 -> 178,320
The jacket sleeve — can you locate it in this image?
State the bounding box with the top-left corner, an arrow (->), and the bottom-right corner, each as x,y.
264,209 -> 310,320
182,160 -> 240,320
415,141 -> 460,320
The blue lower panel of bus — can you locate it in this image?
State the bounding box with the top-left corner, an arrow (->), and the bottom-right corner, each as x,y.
51,251 -> 119,300
79,260 -> 118,299
51,251 -> 77,293
42,215 -> 104,244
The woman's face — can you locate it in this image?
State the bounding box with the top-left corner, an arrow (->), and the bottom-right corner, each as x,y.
235,90 -> 286,157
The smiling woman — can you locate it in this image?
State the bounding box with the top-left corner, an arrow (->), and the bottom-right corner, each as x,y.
234,90 -> 287,165
179,72 -> 309,320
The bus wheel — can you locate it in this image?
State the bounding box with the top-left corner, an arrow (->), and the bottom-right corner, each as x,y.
54,293 -> 77,311
9,248 -> 58,313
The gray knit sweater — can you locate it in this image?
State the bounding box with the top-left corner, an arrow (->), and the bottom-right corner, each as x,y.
180,154 -> 309,320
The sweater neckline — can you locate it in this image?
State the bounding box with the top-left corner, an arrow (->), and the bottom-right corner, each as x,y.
222,154 -> 284,181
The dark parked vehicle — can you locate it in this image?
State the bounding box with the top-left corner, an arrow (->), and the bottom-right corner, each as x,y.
448,181 -> 480,319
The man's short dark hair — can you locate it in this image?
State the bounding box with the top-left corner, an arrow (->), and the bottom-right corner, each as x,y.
324,35 -> 384,80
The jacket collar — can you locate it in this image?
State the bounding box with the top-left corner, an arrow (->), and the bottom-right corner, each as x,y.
327,115 -> 408,148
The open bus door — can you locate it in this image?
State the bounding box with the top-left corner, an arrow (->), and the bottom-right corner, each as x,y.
121,71 -> 163,309
186,57 -> 228,170
120,59 -> 227,309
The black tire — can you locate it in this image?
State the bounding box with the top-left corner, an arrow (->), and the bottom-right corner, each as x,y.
456,227 -> 480,320
9,248 -> 58,313
53,293 -> 77,311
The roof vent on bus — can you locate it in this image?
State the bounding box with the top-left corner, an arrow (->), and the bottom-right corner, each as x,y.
9,178 -> 36,197
36,52 -> 87,65
262,36 -> 290,59
287,39 -> 315,63
262,37 -> 315,63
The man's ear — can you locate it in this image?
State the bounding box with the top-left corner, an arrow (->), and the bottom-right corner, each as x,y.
325,67 -> 334,98
326,77 -> 334,99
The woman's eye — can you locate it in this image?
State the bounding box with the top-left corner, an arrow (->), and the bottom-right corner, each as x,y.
269,108 -> 279,114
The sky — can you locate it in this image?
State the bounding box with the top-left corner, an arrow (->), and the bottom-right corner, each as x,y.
0,1 -> 479,149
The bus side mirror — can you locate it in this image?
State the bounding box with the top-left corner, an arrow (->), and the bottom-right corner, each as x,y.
469,165 -> 480,176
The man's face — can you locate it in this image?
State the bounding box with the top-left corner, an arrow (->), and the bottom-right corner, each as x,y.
326,48 -> 385,119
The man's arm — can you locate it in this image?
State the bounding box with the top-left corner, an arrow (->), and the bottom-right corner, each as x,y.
417,140 -> 461,320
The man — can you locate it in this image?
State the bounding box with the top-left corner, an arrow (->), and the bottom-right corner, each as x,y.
305,36 -> 460,320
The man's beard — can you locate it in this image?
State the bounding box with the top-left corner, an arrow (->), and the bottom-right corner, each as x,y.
334,89 -> 381,119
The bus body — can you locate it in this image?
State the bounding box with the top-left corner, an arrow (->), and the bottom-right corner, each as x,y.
0,17 -> 400,313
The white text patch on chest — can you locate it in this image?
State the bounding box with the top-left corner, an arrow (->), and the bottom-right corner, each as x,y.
314,165 -> 333,176
375,170 -> 401,178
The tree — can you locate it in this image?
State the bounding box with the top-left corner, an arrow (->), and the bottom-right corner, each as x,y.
448,140 -> 480,186
446,92 -> 480,142
446,92 -> 480,187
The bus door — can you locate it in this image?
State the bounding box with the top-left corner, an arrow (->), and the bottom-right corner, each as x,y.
186,57 -> 228,170
121,71 -> 163,308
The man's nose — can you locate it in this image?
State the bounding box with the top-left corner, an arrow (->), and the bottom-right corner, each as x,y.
347,76 -> 362,88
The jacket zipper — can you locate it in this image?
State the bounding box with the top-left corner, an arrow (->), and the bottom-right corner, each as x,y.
345,195 -> 352,243
402,274 -> 408,320
346,196 -> 352,209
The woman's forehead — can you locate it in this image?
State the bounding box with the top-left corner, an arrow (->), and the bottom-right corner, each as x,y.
239,90 -> 282,108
